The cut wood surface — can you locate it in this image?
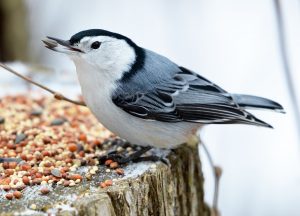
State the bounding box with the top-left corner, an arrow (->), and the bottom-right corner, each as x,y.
0,144 -> 210,216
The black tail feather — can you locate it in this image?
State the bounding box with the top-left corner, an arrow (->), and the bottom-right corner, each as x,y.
232,94 -> 285,113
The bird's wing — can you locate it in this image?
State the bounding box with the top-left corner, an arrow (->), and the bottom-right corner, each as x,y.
112,67 -> 271,127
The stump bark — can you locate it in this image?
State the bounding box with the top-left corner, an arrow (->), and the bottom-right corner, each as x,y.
0,144 -> 209,216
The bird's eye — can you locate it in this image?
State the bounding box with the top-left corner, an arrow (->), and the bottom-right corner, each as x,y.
91,41 -> 101,49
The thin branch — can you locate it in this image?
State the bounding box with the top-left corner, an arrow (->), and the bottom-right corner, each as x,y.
273,0 -> 300,142
0,63 -> 86,106
201,142 -> 222,216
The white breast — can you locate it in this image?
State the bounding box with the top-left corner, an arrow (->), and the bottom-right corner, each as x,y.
74,60 -> 199,149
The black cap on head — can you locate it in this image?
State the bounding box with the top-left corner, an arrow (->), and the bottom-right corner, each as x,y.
69,29 -> 136,47
69,29 -> 145,82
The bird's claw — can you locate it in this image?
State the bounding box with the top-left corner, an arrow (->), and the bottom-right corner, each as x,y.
99,153 -> 168,165
133,155 -> 169,165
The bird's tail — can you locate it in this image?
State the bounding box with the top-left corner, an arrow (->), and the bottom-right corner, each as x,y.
231,94 -> 285,113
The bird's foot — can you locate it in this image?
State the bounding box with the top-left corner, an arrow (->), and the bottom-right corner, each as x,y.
99,146 -> 166,165
132,155 -> 168,165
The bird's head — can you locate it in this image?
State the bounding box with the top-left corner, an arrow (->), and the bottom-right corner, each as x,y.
43,29 -> 144,81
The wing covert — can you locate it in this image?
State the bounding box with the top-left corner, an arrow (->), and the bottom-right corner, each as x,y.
112,67 -> 265,126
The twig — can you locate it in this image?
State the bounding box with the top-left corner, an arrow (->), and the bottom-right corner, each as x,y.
0,63 -> 86,106
273,0 -> 300,143
201,142 -> 222,216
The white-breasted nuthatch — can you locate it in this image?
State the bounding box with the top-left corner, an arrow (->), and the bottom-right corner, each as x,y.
43,29 -> 284,163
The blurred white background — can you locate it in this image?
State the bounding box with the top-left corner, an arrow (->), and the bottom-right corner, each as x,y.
8,0 -> 300,215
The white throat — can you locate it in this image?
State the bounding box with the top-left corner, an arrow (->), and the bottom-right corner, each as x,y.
70,37 -> 136,130
72,36 -> 136,85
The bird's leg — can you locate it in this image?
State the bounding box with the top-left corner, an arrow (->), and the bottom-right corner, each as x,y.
132,155 -> 169,165
99,146 -> 155,164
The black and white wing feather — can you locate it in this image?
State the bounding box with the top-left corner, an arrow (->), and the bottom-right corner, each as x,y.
113,67 -> 273,128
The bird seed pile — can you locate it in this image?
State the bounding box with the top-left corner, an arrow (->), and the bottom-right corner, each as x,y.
0,95 -> 133,200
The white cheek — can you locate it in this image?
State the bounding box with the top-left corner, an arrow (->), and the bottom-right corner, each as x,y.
85,40 -> 136,81
71,38 -> 137,94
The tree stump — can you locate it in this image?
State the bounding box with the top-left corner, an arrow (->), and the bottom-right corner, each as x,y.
0,144 -> 209,216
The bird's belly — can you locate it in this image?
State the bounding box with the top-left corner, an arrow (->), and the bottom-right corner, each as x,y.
84,92 -> 198,149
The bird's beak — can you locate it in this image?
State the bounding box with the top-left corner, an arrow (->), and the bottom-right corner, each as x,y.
42,36 -> 84,54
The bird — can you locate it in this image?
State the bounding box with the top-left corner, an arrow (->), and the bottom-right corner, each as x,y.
43,29 -> 284,163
